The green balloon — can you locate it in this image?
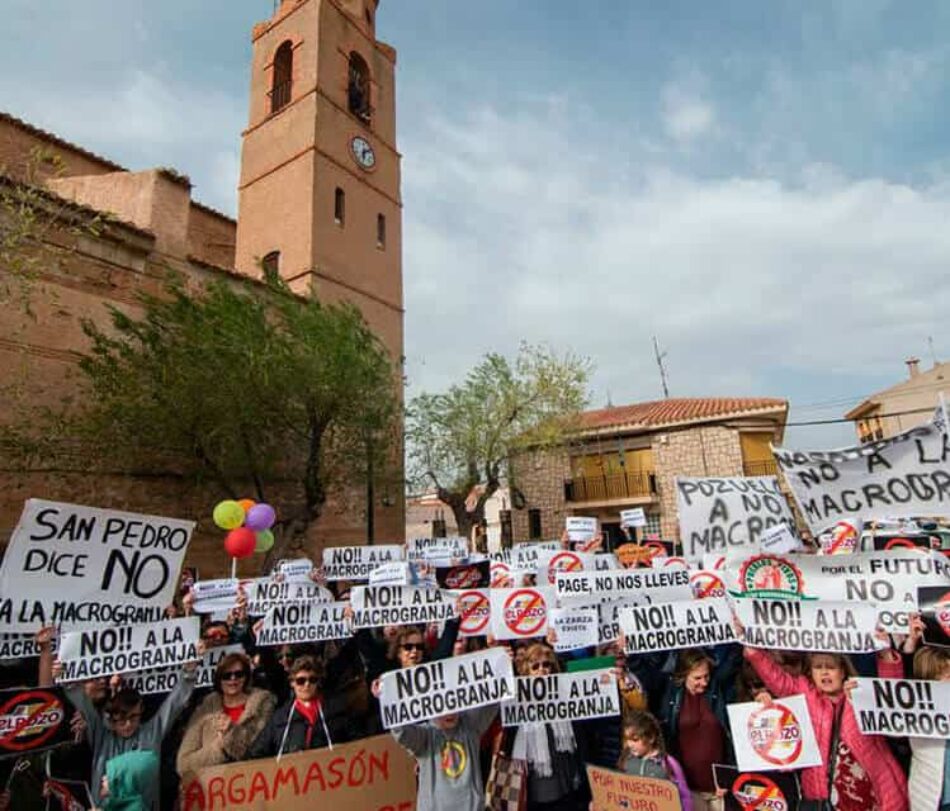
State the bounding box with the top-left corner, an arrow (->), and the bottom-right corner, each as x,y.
255,529 -> 275,553
213,500 -> 245,530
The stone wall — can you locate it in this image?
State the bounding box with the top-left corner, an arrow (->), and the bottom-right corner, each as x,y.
652,426 -> 745,539
510,448 -> 570,542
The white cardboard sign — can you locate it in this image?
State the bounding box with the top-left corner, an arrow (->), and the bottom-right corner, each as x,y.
728,694 -> 822,772
621,599 -> 735,654
125,643 -> 244,695
276,559 -> 314,582
501,669 -> 620,726
549,606 -> 600,652
555,568 -> 693,607
58,616 -> 200,681
379,647 -> 514,728
256,601 -> 351,646
0,499 -> 194,632
349,585 -> 454,629
620,508 -> 647,528
321,545 -> 403,581
851,677 -> 950,739
565,516 -> 598,542
489,586 -> 555,641
406,536 -> 468,563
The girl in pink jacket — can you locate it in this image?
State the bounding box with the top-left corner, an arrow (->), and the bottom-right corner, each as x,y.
744,647 -> 907,811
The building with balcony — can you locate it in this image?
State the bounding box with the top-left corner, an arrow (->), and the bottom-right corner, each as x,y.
845,358 -> 949,442
510,397 -> 788,546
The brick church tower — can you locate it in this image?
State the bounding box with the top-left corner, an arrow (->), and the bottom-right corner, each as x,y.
236,0 -> 404,542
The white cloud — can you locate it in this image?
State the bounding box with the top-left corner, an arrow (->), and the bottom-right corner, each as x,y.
661,85 -> 716,142
402,100 -> 950,440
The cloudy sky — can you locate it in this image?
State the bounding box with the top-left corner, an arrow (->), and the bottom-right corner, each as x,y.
3,0 -> 949,446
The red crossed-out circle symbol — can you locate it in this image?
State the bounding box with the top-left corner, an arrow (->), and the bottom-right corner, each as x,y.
458,590 -> 491,635
0,690 -> 65,752
690,571 -> 725,600
491,561 -> 512,588
934,590 -> 950,639
747,703 -> 803,767
503,589 -> 547,637
732,773 -> 788,811
547,551 -> 582,584
643,541 -> 666,560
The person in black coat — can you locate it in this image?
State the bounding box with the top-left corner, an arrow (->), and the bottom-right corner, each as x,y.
247,656 -> 332,758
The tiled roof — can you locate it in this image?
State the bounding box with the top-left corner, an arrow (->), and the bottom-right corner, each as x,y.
577,397 -> 787,433
1,110 -> 126,173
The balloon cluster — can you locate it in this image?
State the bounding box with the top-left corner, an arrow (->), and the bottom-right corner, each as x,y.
212,499 -> 276,559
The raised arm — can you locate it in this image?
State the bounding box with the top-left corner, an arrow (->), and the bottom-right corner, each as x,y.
391,721 -> 433,757
743,647 -> 811,699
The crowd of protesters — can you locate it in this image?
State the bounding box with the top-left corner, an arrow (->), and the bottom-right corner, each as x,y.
0,533 -> 946,811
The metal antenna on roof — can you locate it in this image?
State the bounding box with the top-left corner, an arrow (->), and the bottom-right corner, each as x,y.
928,335 -> 939,367
653,336 -> 670,399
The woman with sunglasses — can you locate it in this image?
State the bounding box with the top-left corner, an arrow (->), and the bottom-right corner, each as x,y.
176,652 -> 276,775
248,656 -> 334,758
500,643 -> 587,811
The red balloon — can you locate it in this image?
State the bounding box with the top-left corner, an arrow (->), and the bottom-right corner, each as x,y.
224,527 -> 257,559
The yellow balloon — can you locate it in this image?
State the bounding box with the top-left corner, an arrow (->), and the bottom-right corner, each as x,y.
213,500 -> 245,530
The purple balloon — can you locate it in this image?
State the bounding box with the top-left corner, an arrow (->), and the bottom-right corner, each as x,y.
245,503 -> 276,531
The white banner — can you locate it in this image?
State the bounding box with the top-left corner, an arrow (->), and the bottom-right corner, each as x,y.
349,586 -> 454,629
621,599 -> 736,653
0,499 -> 193,632
489,587 -> 555,641
256,602 -> 350,646
852,677 -> 950,739
675,477 -> 796,560
555,568 -> 693,607
379,647 -> 514,728
565,516 -> 597,542
549,606 -> 600,652
501,669 -> 619,726
58,616 -> 200,681
773,419 -> 950,535
728,694 -> 822,772
726,550 -> 950,632
245,580 -> 333,616
735,598 -> 884,654
321,545 -> 403,581
276,559 -> 314,582
406,537 -> 468,563
620,508 -> 647,528
125,643 -> 244,695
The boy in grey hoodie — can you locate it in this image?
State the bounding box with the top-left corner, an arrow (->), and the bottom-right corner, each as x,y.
391,705 -> 497,811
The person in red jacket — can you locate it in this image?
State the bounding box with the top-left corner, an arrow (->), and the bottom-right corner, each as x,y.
743,646 -> 907,811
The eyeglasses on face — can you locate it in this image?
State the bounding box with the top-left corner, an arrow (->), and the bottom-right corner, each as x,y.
221,669 -> 248,682
294,675 -> 320,686
400,642 -> 425,652
529,660 -> 556,672
111,712 -> 143,725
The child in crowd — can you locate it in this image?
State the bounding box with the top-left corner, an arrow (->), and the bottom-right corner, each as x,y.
96,750 -> 159,811
617,712 -> 692,811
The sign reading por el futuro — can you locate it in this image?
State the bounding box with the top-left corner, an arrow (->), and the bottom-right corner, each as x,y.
0,499 -> 193,632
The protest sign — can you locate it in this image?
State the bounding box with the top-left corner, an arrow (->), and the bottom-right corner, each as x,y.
489,586 -> 555,641
555,568 -> 692,607
727,550 -> 950,632
58,616 -> 200,681
379,647 -> 514,727
703,553 -> 726,570
512,541 -> 561,571
549,606 -> 599,652
587,765 -> 682,811
758,524 -> 802,555
690,570 -> 728,600
0,633 -> 46,661
180,733 -> 416,811
45,778 -> 93,811
125,644 -> 244,696
537,549 -> 602,585
490,560 -> 513,587
275,559 -> 314,582
817,519 -> 862,555
501,669 -> 619,726
245,579 -> 332,616
321,545 -> 403,581
453,589 -> 492,637
851,677 -> 950,739
368,561 -> 411,586
0,685 -> 73,758
873,533 -> 939,552
620,508 -> 647,529
713,764 -> 800,811
0,499 -> 194,632
436,559 -> 489,590
919,586 -> 950,646
566,516 -> 598,542
728,694 -> 822,772
734,598 -> 884,654
621,599 -> 735,654
773,418 -> 950,535
406,536 -> 468,563
598,598 -> 644,646
350,585 -> 454,629
675,477 -> 796,560
190,577 -> 270,614
256,602 -> 350,647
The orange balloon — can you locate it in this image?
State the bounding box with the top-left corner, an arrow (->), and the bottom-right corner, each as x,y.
237,499 -> 256,514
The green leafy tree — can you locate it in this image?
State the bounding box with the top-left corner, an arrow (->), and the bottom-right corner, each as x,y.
407,344 -> 590,543
31,277 -> 397,567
